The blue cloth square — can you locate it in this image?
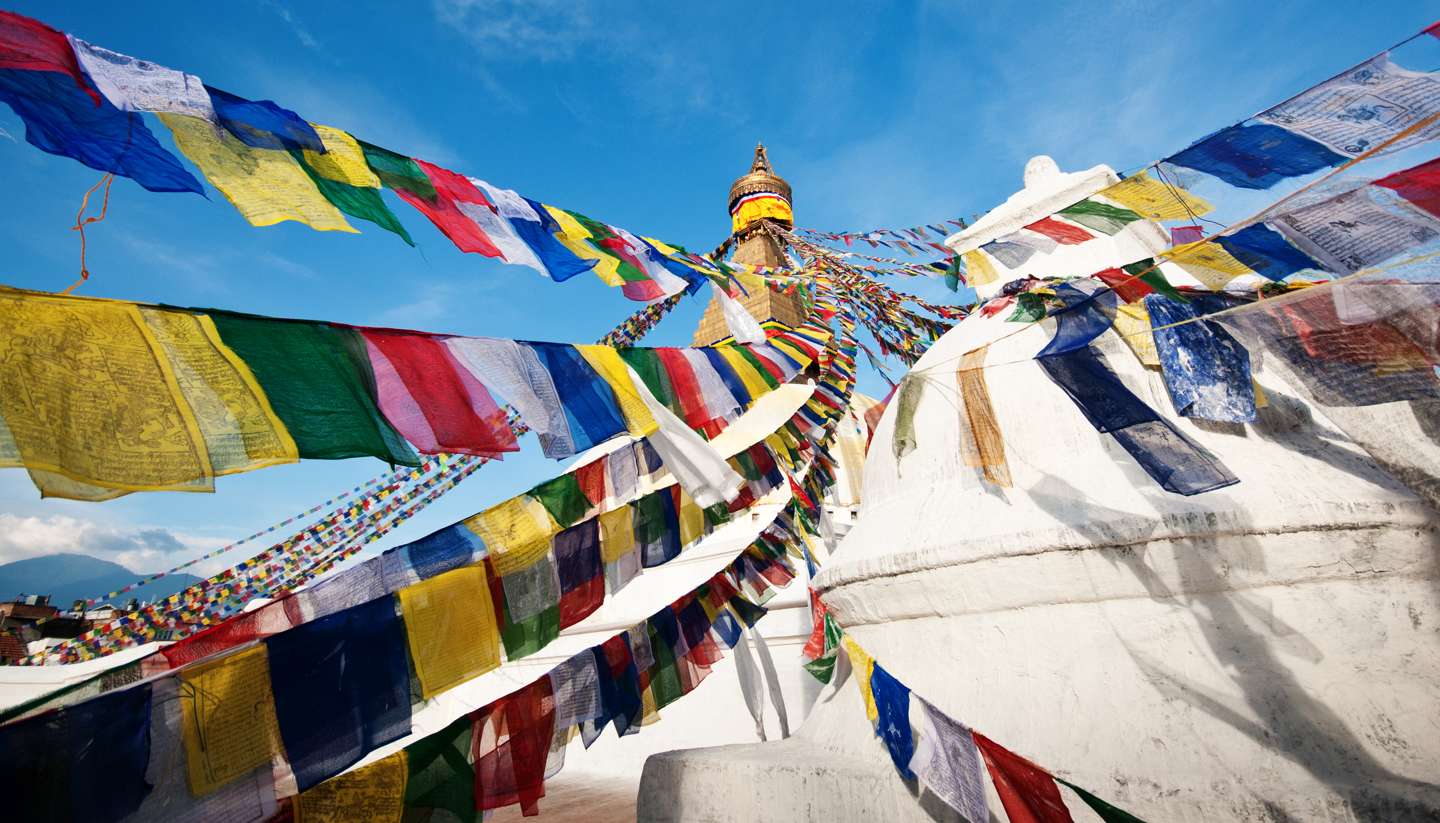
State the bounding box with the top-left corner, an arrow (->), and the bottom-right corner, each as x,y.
1167,123 -> 1344,190
0,69 -> 201,193
205,85 -> 323,151
529,343 -> 628,452
554,519 -> 601,592
1146,295 -> 1257,423
266,595 -> 411,790
870,664 -> 916,781
1214,223 -> 1318,281
403,523 -> 483,581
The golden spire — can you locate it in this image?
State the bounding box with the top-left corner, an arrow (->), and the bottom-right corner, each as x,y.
728,141 -> 792,217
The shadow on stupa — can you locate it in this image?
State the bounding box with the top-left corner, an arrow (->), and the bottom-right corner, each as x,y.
1028,473 -> 1440,821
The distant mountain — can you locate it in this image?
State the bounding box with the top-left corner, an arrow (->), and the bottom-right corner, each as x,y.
0,553 -> 202,608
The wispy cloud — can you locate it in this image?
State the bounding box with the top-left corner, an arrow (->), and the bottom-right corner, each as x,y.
432,0 -> 599,58
0,514 -> 224,573
259,0 -> 333,61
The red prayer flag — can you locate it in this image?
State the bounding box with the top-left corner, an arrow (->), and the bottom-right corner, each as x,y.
1376,157 -> 1440,220
1025,217 -> 1092,245
394,159 -> 504,257
972,732 -> 1075,823
473,677 -> 556,815
0,11 -> 100,104
655,348 -> 710,429
363,328 -> 518,457
1426,20 -> 1440,39
558,576 -> 603,629
801,591 -> 828,660
1094,267 -> 1155,304
574,457 -> 607,506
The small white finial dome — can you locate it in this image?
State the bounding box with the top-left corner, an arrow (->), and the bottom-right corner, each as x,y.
1023,155 -> 1061,188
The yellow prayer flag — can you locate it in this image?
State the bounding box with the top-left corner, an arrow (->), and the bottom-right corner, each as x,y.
1113,303 -> 1160,367
1163,241 -> 1254,290
715,347 -> 770,399
962,250 -> 998,286
957,346 -> 1012,488
841,636 -> 878,724
140,308 -> 299,476
296,750 -> 407,823
463,496 -> 557,576
599,505 -> 637,564
677,491 -> 704,547
159,113 -> 356,233
397,566 -> 502,700
1100,171 -> 1214,221
544,205 -> 623,286
0,288 -> 213,497
766,335 -> 811,368
301,124 -> 383,188
576,345 -> 660,437
180,645 -> 284,796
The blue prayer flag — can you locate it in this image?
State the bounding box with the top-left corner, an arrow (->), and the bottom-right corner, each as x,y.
395,522 -> 484,581
1146,294 -> 1257,423
527,343 -> 628,453
1037,281 -> 1118,358
512,195 -> 598,282
870,664 -> 917,780
0,69 -> 202,193
205,85 -> 323,152
1214,223 -> 1318,281
265,595 -> 411,790
1167,123 -> 1344,190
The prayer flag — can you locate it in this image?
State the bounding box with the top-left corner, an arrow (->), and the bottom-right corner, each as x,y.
179,645 -> 283,796
362,328 -> 517,457
1167,123 -> 1345,190
973,732 -> 1075,823
1102,171 -> 1214,220
1146,295 -> 1257,423
68,36 -> 214,119
473,678 -> 556,815
1025,216 -> 1093,245
265,595 -> 412,791
870,664 -> 916,780
294,124 -> 414,243
205,85 -> 322,151
296,750 -> 407,823
982,238 -> 1036,269
909,697 -> 989,823
1162,240 -> 1255,290
529,342 -> 630,452
486,556 -> 561,659
385,523 -> 483,584
391,159 -> 504,257
403,714 -> 476,822
1036,281 -> 1117,358
1376,155 -> 1440,220
0,680 -> 154,821
576,344 -> 661,438
842,636 -> 878,723
160,113 -> 355,231
1056,199 -> 1142,235
554,519 -> 604,628
208,312 -> 419,465
0,69 -> 202,192
1170,225 -> 1205,245
1057,779 -> 1150,823
599,505 -> 637,564
531,472 -> 591,528
962,249 -> 999,286
358,139 -> 436,199
397,566 -> 502,699
446,337 -> 576,458
463,495 -> 557,577
958,345 -> 1011,487
0,10 -> 98,102
500,551 -> 560,622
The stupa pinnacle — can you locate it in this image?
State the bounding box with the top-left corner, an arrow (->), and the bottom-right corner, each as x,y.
692,143 -> 806,344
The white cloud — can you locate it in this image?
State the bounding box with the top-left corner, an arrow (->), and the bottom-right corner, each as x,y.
0,514 -> 224,573
432,0 -> 599,58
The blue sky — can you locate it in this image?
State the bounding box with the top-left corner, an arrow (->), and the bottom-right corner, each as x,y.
0,0 -> 1431,578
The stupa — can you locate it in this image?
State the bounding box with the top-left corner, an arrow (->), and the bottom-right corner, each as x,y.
639,158 -> 1440,821
693,144 -> 809,345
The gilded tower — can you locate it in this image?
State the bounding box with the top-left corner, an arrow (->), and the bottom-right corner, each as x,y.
692,144 -> 809,345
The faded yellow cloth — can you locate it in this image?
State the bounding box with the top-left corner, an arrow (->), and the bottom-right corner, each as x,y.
730,194 -> 793,234
160,113 -> 356,232
1163,241 -> 1253,290
462,496 -> 557,576
544,205 -> 622,286
715,347 -> 770,398
842,636 -> 878,724
957,346 -> 1012,488
300,124 -> 382,188
576,345 -> 660,437
598,505 -> 636,564
0,288 -> 213,497
963,249 -> 998,286
677,490 -> 705,547
397,566 -> 502,699
180,645 -> 283,796
296,750 -> 407,823
140,308 -> 298,476
1100,171 -> 1213,221
1113,303 -> 1160,367
764,433 -> 793,469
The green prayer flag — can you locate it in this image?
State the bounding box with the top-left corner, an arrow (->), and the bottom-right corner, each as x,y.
703,502 -> 732,528
357,140 -> 436,200
1058,199 -> 1142,235
530,474 -> 589,528
404,714 -> 480,822
208,312 -> 420,465
647,622 -> 684,709
563,208 -> 650,283
633,492 -> 669,546
731,346 -> 781,389
1007,291 -> 1048,323
732,451 -> 762,483
291,149 -> 415,245
1123,258 -> 1189,303
618,348 -> 677,413
1058,779 -> 1149,823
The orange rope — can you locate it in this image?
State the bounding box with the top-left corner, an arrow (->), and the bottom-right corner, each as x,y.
61,173 -> 115,295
